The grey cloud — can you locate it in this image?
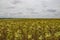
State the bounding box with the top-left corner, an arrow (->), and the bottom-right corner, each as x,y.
0,0 -> 60,18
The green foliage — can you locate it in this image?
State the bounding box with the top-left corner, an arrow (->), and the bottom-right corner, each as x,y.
0,19 -> 60,40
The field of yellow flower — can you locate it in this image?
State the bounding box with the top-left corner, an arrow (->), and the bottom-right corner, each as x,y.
0,18 -> 60,40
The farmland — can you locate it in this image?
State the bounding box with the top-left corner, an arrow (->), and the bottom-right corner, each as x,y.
0,18 -> 60,40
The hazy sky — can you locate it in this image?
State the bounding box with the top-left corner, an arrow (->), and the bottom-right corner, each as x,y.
0,0 -> 60,18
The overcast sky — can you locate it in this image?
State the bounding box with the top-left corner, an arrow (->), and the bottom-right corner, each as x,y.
0,0 -> 60,18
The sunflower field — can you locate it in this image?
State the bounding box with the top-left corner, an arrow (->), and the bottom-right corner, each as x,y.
0,19 -> 60,40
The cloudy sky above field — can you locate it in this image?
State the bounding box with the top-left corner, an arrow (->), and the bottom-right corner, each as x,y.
0,0 -> 60,18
